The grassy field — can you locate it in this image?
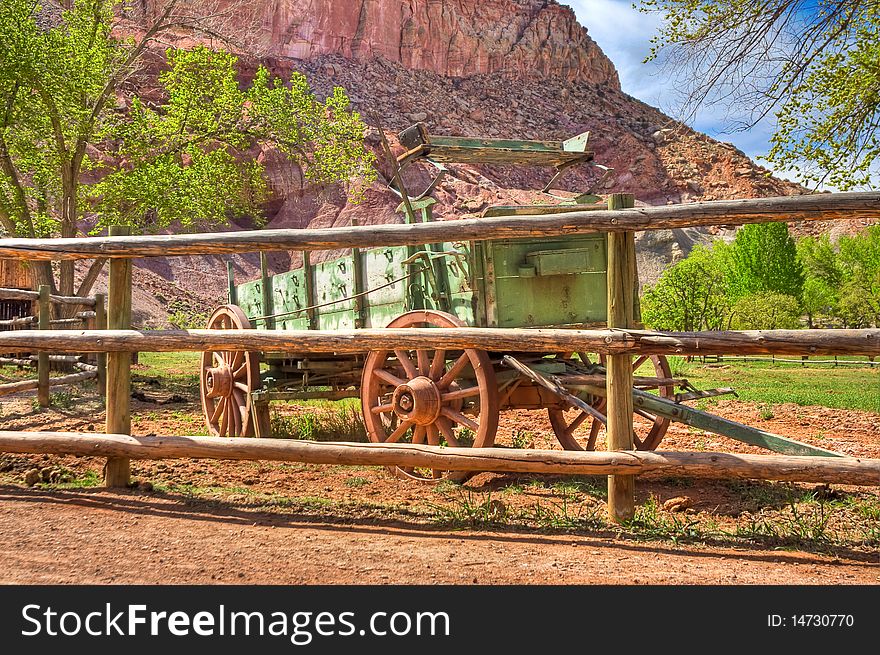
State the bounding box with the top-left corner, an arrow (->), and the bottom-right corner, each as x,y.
667,356 -> 880,413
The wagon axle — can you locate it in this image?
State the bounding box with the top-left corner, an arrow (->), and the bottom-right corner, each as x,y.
204,365 -> 234,399
391,377 -> 441,425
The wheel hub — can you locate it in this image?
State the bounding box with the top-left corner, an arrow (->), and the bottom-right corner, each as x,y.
392,376 -> 441,425
205,364 -> 233,398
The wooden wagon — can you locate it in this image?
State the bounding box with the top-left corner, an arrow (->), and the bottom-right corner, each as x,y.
199,125 -> 841,481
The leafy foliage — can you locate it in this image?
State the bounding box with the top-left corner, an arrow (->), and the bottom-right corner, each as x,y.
798,226 -> 880,327
640,0 -> 880,189
94,47 -> 374,232
724,222 -> 804,301
0,0 -> 375,296
641,244 -> 731,330
643,226 -> 879,331
729,292 -> 802,330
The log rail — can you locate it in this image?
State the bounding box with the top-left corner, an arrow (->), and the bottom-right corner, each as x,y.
0,327 -> 875,356
0,192 -> 877,261
0,432 -> 877,487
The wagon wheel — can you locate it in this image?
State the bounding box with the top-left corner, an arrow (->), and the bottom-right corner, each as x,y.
547,353 -> 674,451
361,310 -> 500,482
200,305 -> 261,437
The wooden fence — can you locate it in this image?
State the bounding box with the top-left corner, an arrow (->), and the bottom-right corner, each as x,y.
0,286 -> 105,406
0,191 -> 878,522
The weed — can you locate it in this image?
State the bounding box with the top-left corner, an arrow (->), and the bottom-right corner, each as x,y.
271,405 -> 367,442
166,300 -> 209,330
34,468 -> 101,489
30,389 -> 76,411
628,496 -> 705,544
345,476 -> 371,488
428,490 -> 502,528
758,403 -> 775,420
511,429 -> 535,450
453,426 -> 475,447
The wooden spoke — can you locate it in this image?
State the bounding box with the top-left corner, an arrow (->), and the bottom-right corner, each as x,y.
212,352 -> 223,366
385,419 -> 414,444
437,417 -> 461,447
374,368 -> 406,388
231,350 -> 243,370
586,419 -> 603,450
426,424 -> 440,446
634,408 -> 656,422
441,386 -> 481,402
438,353 -> 470,389
428,350 -> 446,380
416,350 -> 429,376
565,411 -> 590,437
412,425 -> 427,445
395,350 -> 418,379
632,355 -> 649,373
210,399 -> 224,424
440,407 -> 480,432
371,403 -> 394,415
234,381 -> 250,393
219,403 -> 229,437
231,400 -> 242,435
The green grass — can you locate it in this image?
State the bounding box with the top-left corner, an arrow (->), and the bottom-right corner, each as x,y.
270,404 -> 367,442
137,351 -> 202,372
668,357 -> 880,413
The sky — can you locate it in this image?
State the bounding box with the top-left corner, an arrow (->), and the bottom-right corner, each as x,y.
566,0 -> 777,165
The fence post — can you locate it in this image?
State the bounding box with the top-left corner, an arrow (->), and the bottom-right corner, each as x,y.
606,193 -> 636,522
95,293 -> 106,397
260,252 -> 275,330
37,285 -> 50,408
104,226 -> 132,488
226,260 -> 237,305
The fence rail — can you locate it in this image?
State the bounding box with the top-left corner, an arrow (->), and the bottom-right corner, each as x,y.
0,432 -> 877,486
0,287 -> 96,307
0,327 -> 875,356
0,192 -> 877,261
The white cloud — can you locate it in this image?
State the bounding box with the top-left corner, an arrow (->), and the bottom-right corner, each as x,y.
566,0 -> 666,104
567,1 -> 777,162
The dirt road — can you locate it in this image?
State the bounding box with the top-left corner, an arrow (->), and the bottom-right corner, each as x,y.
1,486 -> 876,585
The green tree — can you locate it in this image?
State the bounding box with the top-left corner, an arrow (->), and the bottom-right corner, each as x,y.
641,244 -> 731,331
724,222 -> 804,300
800,276 -> 837,328
729,292 -> 802,330
837,225 -> 880,327
0,0 -> 375,302
641,0 -> 880,189
797,234 -> 842,326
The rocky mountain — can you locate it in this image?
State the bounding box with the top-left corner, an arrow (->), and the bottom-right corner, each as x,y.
126,0 -> 808,325
252,0 -> 619,84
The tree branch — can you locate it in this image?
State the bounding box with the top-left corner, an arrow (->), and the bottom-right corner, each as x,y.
76,257 -> 107,299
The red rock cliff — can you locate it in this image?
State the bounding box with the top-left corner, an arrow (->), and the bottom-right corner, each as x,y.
149,0 -> 619,85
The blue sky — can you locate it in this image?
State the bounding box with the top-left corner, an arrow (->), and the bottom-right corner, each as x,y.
567,0 -> 776,163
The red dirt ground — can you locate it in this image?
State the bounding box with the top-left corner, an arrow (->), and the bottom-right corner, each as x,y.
0,393 -> 877,584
